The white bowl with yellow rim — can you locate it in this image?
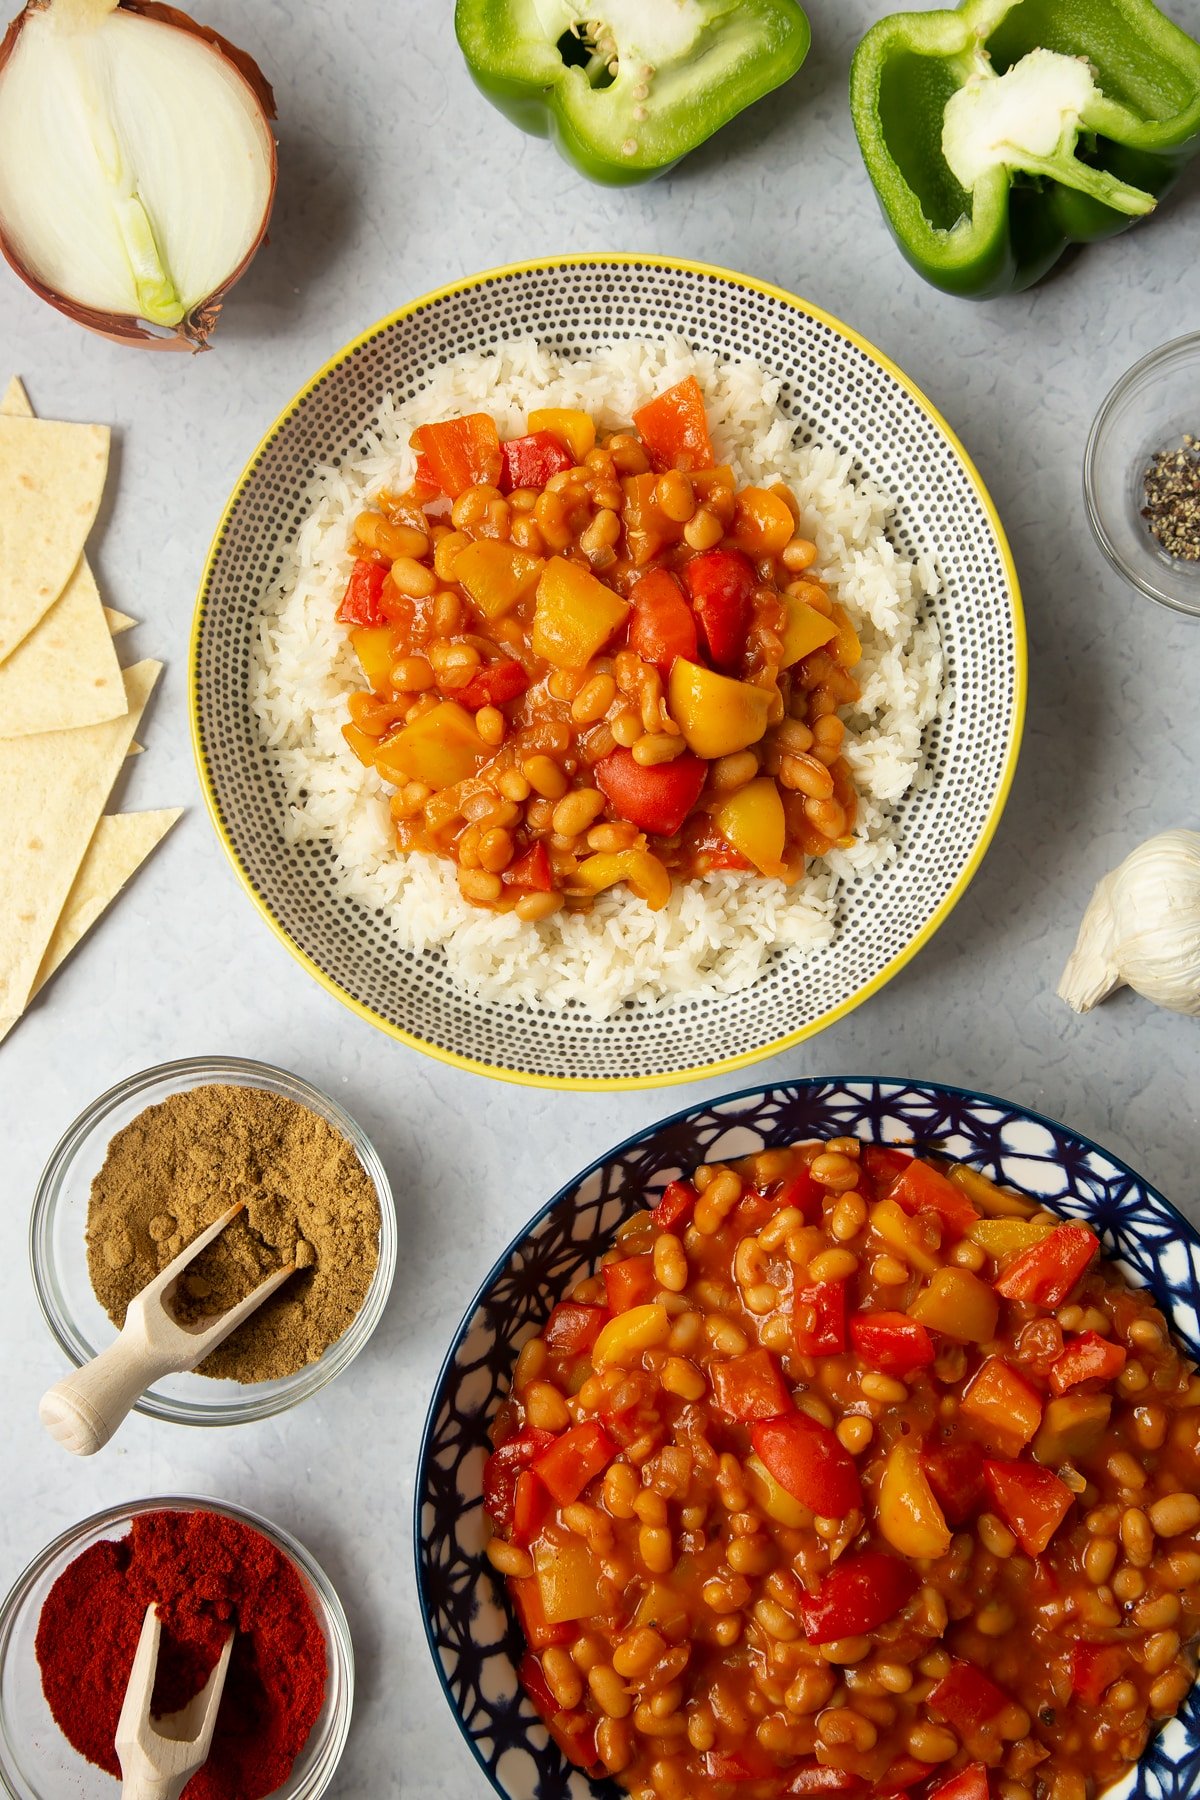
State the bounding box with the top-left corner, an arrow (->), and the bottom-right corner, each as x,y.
191,256 -> 1024,1090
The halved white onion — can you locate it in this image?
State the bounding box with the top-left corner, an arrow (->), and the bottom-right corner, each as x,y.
0,0 -> 276,348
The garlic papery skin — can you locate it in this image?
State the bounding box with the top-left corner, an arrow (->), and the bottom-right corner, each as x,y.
1058,829 -> 1200,1016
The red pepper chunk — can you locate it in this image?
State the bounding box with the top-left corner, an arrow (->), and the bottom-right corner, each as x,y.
960,1356 -> 1043,1451
751,1412 -> 862,1518
928,1765 -> 991,1800
878,1759 -> 937,1793
483,1426 -> 557,1529
509,1578 -> 571,1650
626,567 -> 699,673
994,1223 -> 1100,1309
498,431 -> 574,494
775,1161 -> 824,1220
511,1470 -> 552,1547
921,1441 -> 987,1525
455,658 -> 530,711
1049,1330 -> 1127,1395
683,547 -> 755,671
652,1179 -> 697,1232
410,414 -> 503,498
861,1145 -> 914,1196
983,1459 -> 1074,1555
798,1550 -> 918,1644
700,831 -> 753,871
633,376 -> 714,473
927,1659 -> 1008,1732
794,1280 -> 847,1357
532,1421 -> 617,1506
595,746 -> 707,837
890,1157 -> 979,1238
543,1302 -> 608,1357
603,1254 -> 657,1313
704,1747 -> 779,1782
709,1349 -> 792,1421
786,1769 -> 867,1796
503,842 -> 553,892
518,1652 -> 599,1769
337,558 -> 389,626
849,1311 -> 935,1376
1071,1643 -> 1127,1706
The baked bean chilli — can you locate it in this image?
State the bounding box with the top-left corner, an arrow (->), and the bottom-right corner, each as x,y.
483,1139 -> 1200,1800
337,377 -> 862,918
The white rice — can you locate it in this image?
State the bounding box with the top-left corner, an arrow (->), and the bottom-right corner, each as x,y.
249,338 -> 945,1018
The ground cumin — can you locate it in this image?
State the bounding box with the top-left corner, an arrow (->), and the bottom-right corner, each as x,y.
86,1084 -> 380,1382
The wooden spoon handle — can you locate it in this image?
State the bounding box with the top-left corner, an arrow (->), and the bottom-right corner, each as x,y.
39,1333 -> 168,1456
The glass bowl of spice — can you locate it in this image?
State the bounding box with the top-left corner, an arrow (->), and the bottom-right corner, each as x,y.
1084,330 -> 1200,619
30,1056 -> 397,1427
0,1494 -> 353,1800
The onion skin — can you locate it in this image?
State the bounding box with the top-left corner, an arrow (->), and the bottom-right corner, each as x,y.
0,0 -> 277,350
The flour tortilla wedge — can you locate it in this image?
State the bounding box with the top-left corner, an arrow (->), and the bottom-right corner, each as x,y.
26,809 -> 181,1005
1,377 -> 31,417
0,411 -> 110,664
0,559 -> 127,736
0,380 -> 125,735
0,658 -> 159,1030
104,608 -> 136,635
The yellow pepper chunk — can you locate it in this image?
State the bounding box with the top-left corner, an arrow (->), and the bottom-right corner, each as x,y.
712,778 -> 786,877
967,1218 -> 1056,1257
635,1583 -> 689,1635
593,1303 -> 670,1368
374,700 -> 489,789
746,1453 -> 811,1529
668,659 -> 772,760
350,625 -> 394,693
878,1443 -> 952,1560
533,1538 -> 606,1623
909,1267 -> 1000,1344
576,849 -> 671,912
780,595 -> 838,667
1033,1395 -> 1112,1466
532,557 -> 629,668
454,540 -> 543,620
528,407 -> 596,463
342,722 -> 378,768
869,1198 -> 941,1276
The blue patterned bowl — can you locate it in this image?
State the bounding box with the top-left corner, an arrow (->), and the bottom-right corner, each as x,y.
415,1078 -> 1200,1800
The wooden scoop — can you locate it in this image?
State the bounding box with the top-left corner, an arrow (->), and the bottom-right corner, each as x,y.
116,1603 -> 234,1800
39,1201 -> 296,1455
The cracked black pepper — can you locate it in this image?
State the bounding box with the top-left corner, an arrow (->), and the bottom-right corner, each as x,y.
1142,434 -> 1200,562
86,1083 -> 380,1382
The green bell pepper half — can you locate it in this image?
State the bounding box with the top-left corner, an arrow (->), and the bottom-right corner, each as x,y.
850,0 -> 1200,297
454,0 -> 811,185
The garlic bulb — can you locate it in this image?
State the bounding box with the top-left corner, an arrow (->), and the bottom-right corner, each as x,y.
1058,829 -> 1200,1016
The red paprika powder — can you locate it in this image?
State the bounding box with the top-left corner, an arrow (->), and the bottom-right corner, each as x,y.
35,1508 -> 327,1800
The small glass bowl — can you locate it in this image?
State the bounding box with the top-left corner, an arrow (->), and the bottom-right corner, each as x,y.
0,1495 -> 353,1800
30,1055 -> 396,1426
1084,332 -> 1200,619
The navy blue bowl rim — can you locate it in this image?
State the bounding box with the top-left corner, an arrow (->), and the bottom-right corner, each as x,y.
413,1073 -> 1191,1800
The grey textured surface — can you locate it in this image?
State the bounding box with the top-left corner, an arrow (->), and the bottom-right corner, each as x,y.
1,2 -> 1197,1795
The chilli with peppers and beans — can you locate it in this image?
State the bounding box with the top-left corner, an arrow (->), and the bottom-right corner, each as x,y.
482,1139 -> 1200,1800
335,377 -> 863,918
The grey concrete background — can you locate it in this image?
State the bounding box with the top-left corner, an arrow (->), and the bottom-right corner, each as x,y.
1,2 -> 1197,1794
